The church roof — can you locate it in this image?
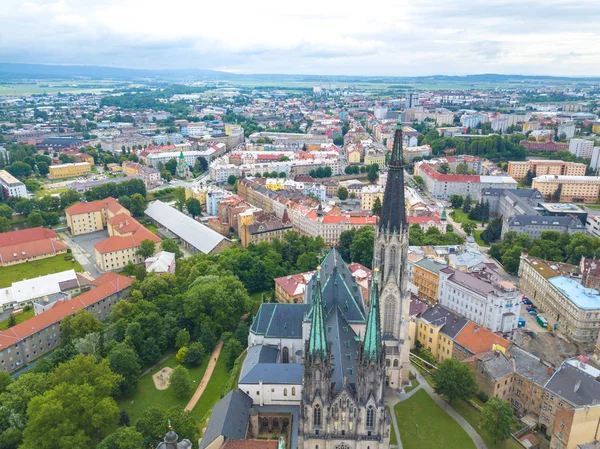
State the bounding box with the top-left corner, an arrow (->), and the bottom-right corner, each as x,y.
239,363 -> 304,385
250,303 -> 309,339
308,268 -> 327,358
239,345 -> 280,381
327,306 -> 360,394
363,269 -> 381,361
380,114 -> 407,233
199,389 -> 252,449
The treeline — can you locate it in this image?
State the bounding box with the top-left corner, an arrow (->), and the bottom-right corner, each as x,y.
423,132 -> 528,161
489,231 -> 600,274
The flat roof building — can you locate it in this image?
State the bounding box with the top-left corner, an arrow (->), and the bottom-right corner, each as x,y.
0,170 -> 27,199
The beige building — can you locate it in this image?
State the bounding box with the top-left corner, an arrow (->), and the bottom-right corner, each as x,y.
65,197 -> 128,235
360,187 -> 384,211
48,162 -> 91,179
550,404 -> 600,449
508,160 -> 587,181
532,175 -> 600,203
364,149 -> 386,167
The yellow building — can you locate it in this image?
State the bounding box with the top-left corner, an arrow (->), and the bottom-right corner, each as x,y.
523,121 -> 540,133
416,305 -> 468,363
48,162 -> 91,179
532,175 -> 600,203
508,160 -> 587,181
360,189 -> 383,211
106,163 -> 122,174
347,150 -> 361,164
364,149 -> 386,167
412,258 -> 444,305
551,404 -> 600,449
65,197 -> 128,235
592,122 -> 600,134
185,185 -> 208,208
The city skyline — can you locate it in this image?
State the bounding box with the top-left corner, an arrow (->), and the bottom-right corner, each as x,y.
1,0 -> 600,77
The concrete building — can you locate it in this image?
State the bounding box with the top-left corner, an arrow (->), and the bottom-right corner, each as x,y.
122,161 -> 161,189
569,139 -> 594,159
412,258 -> 445,305
438,265 -> 521,334
508,160 -> 587,181
452,321 -> 510,361
0,273 -> 131,373
48,162 -> 91,179
550,403 -> 600,449
0,170 -> 27,199
558,121 -> 576,139
403,144 -> 432,164
481,188 -> 543,219
502,215 -> 585,239
65,197 -> 128,235
533,175 -> 600,203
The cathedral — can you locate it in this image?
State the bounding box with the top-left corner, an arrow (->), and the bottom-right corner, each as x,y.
200,117 -> 410,449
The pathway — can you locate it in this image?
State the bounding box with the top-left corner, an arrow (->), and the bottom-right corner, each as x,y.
184,340 -> 224,411
409,366 -> 488,449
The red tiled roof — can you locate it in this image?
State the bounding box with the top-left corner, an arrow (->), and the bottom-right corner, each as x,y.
408,215 -> 442,225
221,440 -> 278,449
0,273 -> 132,349
95,216 -> 160,254
322,215 -> 377,225
275,272 -> 314,297
454,321 -> 510,355
65,197 -> 120,216
0,227 -> 57,248
418,163 -> 480,183
0,238 -> 67,264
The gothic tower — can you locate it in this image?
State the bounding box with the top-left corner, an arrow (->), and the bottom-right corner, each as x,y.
373,113 -> 411,388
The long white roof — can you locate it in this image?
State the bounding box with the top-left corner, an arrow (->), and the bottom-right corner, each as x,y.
0,269 -> 77,306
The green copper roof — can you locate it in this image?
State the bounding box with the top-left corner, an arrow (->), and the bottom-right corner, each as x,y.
363,268 -> 382,361
308,267 -> 327,358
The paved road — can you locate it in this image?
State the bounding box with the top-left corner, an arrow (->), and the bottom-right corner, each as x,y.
185,340 -> 224,412
59,232 -> 102,278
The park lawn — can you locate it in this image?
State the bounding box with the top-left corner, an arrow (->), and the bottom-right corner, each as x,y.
451,400 -> 522,449
0,256 -> 83,288
586,204 -> 600,211
394,389 -> 476,449
410,362 -> 436,389
473,230 -> 489,247
118,354 -> 210,425
0,308 -> 35,330
191,351 -> 231,423
450,209 -> 477,226
404,377 -> 421,394
387,407 -> 398,446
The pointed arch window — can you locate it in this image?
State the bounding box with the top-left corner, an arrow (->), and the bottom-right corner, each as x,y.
383,297 -> 396,335
393,358 -> 399,367
389,246 -> 397,277
284,388 -> 288,396
292,387 -> 296,396
366,405 -> 375,429
379,246 -> 385,277
282,346 -> 289,364
313,404 -> 322,427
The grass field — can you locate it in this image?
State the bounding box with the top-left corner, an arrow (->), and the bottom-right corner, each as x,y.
394,389 -> 476,449
473,230 -> 489,247
450,209 -> 477,226
451,400 -> 522,449
0,309 -> 34,330
118,354 -> 210,425
404,377 -> 421,394
190,351 -> 231,423
0,80 -> 129,96
146,224 -> 159,235
387,407 -> 398,445
0,255 -> 83,288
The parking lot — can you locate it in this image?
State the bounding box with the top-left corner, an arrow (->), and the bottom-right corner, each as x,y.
61,230 -> 107,278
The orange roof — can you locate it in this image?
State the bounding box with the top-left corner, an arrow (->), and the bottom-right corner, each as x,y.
65,197 -> 120,216
0,227 -> 57,248
322,215 -> 377,225
0,238 -> 67,264
222,440 -> 278,449
0,273 -> 132,349
454,321 -> 510,355
95,217 -> 160,254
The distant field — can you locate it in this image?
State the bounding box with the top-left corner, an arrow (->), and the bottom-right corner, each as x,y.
0,80 -> 128,96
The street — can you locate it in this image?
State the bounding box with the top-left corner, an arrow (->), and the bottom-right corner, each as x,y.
60,231 -> 103,278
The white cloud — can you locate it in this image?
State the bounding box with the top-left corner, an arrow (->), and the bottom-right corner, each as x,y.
1,0 -> 599,76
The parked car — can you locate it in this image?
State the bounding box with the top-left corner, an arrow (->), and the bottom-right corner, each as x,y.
522,299 -> 533,305
528,309 -> 538,316
518,317 -> 526,328
526,305 -> 537,311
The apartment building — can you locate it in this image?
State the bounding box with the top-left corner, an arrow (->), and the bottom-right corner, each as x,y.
532,175 -> 600,203
481,188 -> 543,219
502,215 -> 585,239
122,161 -> 161,189
438,265 -> 521,333
452,321 -> 510,361
48,162 -> 91,179
65,197 -> 128,235
415,305 -> 468,363
569,139 -> 594,159
360,186 -> 384,211
0,227 -> 67,267
507,160 -> 587,181
403,145 -> 432,164
412,258 -> 445,305
0,170 -> 27,198
240,215 -> 293,247
551,404 -> 600,449
519,254 -> 600,344
0,273 -> 131,373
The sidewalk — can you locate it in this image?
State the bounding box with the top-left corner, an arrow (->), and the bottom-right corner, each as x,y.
184,340 -> 223,411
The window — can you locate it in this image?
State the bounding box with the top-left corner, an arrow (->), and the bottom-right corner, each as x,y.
273,418 -> 279,429
383,298 -> 395,335
292,387 -> 296,396
282,346 -> 289,364
393,359 -> 399,367
366,405 -> 375,428
284,388 -> 288,396
313,405 -> 322,427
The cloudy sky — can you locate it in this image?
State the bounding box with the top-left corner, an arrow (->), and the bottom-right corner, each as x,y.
1,0 -> 599,76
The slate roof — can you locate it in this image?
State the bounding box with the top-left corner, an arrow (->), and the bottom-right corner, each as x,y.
380,119 -> 407,233
250,303 -> 309,339
327,306 -> 359,394
545,359 -> 600,407
199,389 -> 253,449
420,304 -> 468,339
506,215 -> 584,229
478,351 -> 514,380
508,345 -> 553,386
239,363 -> 304,385
239,345 -> 279,381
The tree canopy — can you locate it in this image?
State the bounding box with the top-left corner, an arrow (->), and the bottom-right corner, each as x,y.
432,359 -> 478,403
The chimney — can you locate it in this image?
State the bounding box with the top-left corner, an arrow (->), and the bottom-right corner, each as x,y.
547,366 -> 553,376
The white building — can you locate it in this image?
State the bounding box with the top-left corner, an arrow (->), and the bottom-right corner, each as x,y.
558,121 -> 576,139
438,265 -> 521,334
569,139 -> 594,159
0,170 -> 27,199
146,149 -> 216,169
491,117 -> 509,133
591,146 -> 600,171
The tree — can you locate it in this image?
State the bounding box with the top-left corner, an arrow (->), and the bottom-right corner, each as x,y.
438,162 -> 450,174
349,226 -> 375,268
461,221 -> 476,236
73,332 -> 102,358
0,204 -> 12,220
0,216 -> 9,233
27,210 -> 44,227
372,197 -> 382,217
97,427 -> 145,449
174,187 -> 186,211
432,359 -> 478,403
185,197 -> 202,218
481,218 -> 502,244
455,161 -> 469,174
6,161 -> 32,178
37,161 -> 49,176
227,175 -> 237,185
136,239 -> 156,259
450,195 -> 463,208
367,164 -> 379,183
337,186 -> 349,200
61,310 -> 103,345
161,238 -> 183,259
7,314 -> 16,328
223,338 -> 244,370
108,343 -> 141,396
176,329 -> 191,349
176,346 -> 188,364
135,407 -> 198,448
161,170 -> 172,182
462,194 -> 472,213
164,158 -> 177,175
184,342 -> 205,367
480,398 -> 514,443
169,366 -> 192,399
129,193 -> 146,217
524,169 -> 534,186
0,370 -> 13,394
413,175 -> 424,187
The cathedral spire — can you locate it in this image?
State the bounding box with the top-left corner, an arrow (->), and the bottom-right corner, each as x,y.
379,112 -> 407,233
363,268 -> 382,360
308,266 -> 327,359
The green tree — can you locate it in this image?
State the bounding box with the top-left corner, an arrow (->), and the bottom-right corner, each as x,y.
135,407 -> 198,448
438,162 -> 450,174
161,238 -> 183,259
413,175 -> 424,187
367,164 -> 379,183
6,314 -> 16,328
97,427 -> 145,449
176,329 -> 191,349
0,216 -> 9,233
6,161 -> 32,178
337,186 -> 349,200
450,195 -> 463,208
161,170 -> 172,182
136,239 -> 156,259
37,161 -> 49,176
174,187 -> 186,211
0,370 -> 13,394
108,343 -> 141,396
184,342 -> 206,367
372,197 -> 382,217
60,310 -> 103,345
164,158 -> 177,175
185,197 -> 202,218
480,398 -> 514,443
349,226 -> 375,268
27,210 -> 44,227
223,338 -> 244,370
227,175 -> 237,185
0,204 -> 13,219
129,193 -> 146,217
461,221 -> 475,236
176,346 -> 188,364
169,366 -> 192,399
432,359 -> 478,403
462,194 -> 472,213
